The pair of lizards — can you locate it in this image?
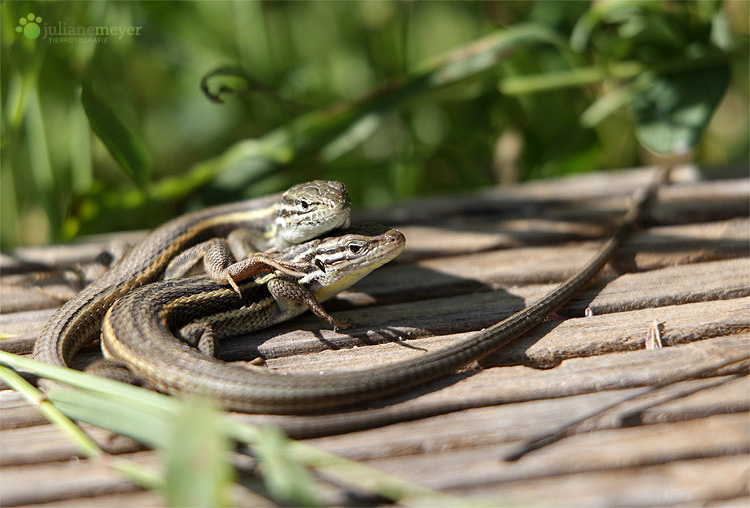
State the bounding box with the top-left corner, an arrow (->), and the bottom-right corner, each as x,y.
33,170 -> 668,422
33,180 -> 406,399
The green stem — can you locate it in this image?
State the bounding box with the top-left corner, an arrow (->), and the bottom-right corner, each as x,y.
0,365 -> 101,458
499,53 -> 733,95
91,24 -> 562,208
1,351 -> 476,505
0,364 -> 163,490
225,421 -> 483,506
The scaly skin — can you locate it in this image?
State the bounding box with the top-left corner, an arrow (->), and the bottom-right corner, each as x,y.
33,181 -> 350,370
100,224 -> 407,412
104,167 -> 668,423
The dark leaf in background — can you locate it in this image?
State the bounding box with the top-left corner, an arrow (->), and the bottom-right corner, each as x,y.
631,64 -> 730,154
81,83 -> 153,187
1,1 -> 745,248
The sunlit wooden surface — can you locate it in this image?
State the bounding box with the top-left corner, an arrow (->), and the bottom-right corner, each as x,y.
2,165 -> 748,506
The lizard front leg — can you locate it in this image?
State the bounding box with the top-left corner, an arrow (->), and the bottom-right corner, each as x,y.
267,277 -> 350,331
165,237 -> 310,296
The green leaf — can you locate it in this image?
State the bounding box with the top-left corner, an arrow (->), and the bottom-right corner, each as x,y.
204,24 -> 563,197
253,425 -> 320,507
0,352 -> 466,507
0,365 -> 164,491
631,64 -> 730,154
80,84 -> 152,187
581,84 -> 634,127
710,10 -> 734,51
164,397 -> 235,508
48,389 -> 174,449
70,93 -> 93,195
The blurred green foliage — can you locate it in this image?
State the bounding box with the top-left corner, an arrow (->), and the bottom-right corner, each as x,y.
1,0 -> 747,248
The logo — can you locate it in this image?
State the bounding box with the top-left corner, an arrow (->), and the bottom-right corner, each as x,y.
15,13 -> 42,40
12,10 -> 142,44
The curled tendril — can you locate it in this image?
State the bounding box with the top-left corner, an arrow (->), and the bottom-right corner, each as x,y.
199,66 -> 304,108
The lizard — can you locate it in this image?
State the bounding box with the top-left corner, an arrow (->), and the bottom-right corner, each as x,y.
98,166 -> 670,420
100,223 -> 407,409
33,180 -> 351,373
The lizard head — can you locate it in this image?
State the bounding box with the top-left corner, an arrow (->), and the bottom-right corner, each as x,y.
274,180 -> 351,248
302,223 -> 406,302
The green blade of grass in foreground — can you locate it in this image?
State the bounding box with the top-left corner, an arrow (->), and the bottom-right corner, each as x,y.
0,351 -> 485,507
0,364 -> 163,491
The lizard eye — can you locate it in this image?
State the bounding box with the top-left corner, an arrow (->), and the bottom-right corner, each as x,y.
348,242 -> 362,254
315,259 -> 326,272
297,199 -> 310,210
